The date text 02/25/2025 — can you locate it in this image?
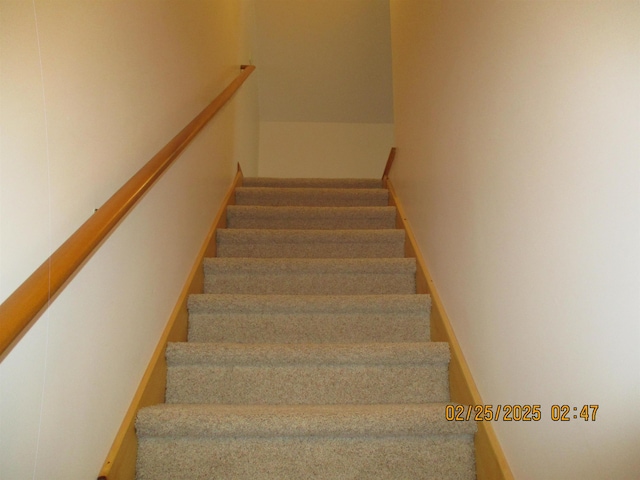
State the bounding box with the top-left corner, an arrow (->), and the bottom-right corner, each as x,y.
445,404 -> 599,422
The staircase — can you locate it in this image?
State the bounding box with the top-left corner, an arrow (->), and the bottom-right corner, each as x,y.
135,177 -> 477,479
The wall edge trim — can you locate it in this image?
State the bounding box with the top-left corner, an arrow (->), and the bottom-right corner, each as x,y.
385,176 -> 514,480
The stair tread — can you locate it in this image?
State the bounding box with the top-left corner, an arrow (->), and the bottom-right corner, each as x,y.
203,257 -> 416,273
137,403 -> 477,438
166,342 -> 449,366
188,293 -> 430,314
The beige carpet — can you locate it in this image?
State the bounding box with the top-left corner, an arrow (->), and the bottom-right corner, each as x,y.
136,178 -> 476,479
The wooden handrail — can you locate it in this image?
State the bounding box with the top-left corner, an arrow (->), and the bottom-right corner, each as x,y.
382,147 -> 396,180
0,65 -> 256,358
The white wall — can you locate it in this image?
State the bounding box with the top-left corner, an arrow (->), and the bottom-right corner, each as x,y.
0,1 -> 257,478
390,1 -> 640,479
253,0 -> 394,178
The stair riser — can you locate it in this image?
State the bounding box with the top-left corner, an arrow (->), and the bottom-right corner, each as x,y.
188,313 -> 430,343
242,177 -> 383,189
217,228 -> 405,258
227,207 -> 396,230
217,242 -> 404,258
227,216 -> 395,230
165,364 -> 449,404
137,403 -> 475,438
137,436 -> 476,480
216,229 -> 405,258
204,273 -> 415,295
235,188 -> 389,207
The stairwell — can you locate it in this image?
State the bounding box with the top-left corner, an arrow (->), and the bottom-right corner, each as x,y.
135,177 -> 477,479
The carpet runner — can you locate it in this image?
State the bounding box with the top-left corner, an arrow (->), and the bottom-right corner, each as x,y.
135,177 -> 476,479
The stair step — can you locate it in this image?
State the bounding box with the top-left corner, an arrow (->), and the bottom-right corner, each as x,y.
187,294 -> 431,343
165,342 -> 449,404
216,229 -> 405,258
135,174 -> 477,477
203,258 -> 416,295
242,177 -> 383,189
235,187 -> 389,207
226,205 -> 397,229
136,404 -> 476,480
137,403 -> 475,438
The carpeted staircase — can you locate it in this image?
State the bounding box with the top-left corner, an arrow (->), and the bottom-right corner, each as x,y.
135,177 -> 477,479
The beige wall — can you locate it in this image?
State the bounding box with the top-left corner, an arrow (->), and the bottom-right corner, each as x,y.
253,0 -> 394,177
390,1 -> 640,479
0,1 -> 257,478
258,122 -> 394,178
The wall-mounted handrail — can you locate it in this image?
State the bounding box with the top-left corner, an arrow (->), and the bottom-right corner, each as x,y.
0,65 -> 256,358
382,147 -> 396,180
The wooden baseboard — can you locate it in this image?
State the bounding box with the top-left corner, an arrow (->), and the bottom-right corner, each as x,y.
98,165 -> 509,479
97,167 -> 243,480
385,177 -> 514,480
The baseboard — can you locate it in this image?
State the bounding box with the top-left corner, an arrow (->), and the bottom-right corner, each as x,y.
97,168 -> 510,479
385,177 -> 514,480
97,166 -> 243,480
